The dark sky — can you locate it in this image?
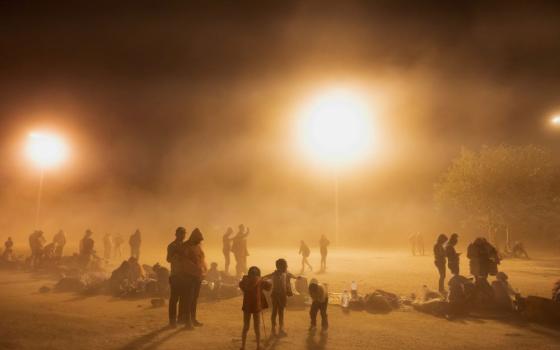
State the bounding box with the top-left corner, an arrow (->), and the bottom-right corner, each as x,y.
1,1 -> 560,240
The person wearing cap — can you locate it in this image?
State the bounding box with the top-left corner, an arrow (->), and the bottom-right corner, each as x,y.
182,227 -> 207,329
167,226 -> 187,327
308,278 -> 329,333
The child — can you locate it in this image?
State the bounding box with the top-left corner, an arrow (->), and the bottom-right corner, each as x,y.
239,266 -> 271,350
263,258 -> 297,337
308,278 -> 328,333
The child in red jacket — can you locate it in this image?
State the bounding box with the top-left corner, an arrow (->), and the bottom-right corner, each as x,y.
239,266 -> 271,350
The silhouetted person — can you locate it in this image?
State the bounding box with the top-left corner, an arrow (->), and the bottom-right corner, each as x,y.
167,227 -> 186,327
79,229 -> 95,267
127,256 -> 145,282
433,234 -> 448,294
263,258 -> 297,337
319,235 -> 330,272
447,274 -> 475,318
182,228 -> 207,329
492,272 -> 518,311
29,230 -> 46,268
113,234 -> 124,259
2,237 -> 14,261
232,224 -> 250,278
53,230 -> 66,258
553,279 -> 560,303
222,227 -> 234,275
103,233 -> 113,261
299,240 -> 312,274
129,229 -> 142,260
409,233 -> 418,256
446,233 -> 460,275
512,241 -> 529,259
239,266 -> 271,350
308,278 -> 328,333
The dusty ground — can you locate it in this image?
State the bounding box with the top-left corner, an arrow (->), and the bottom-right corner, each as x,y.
0,248 -> 559,350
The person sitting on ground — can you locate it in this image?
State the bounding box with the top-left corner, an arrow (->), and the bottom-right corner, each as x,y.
433,234 -> 448,294
127,256 -> 145,283
206,262 -> 221,285
492,271 -> 519,312
263,258 -> 298,337
239,266 -> 271,350
553,280 -> 560,303
445,233 -> 460,276
447,275 -> 475,318
2,237 -> 14,261
109,260 -> 131,296
299,240 -> 312,274
308,278 -> 329,333
512,241 -> 529,259
42,242 -> 56,263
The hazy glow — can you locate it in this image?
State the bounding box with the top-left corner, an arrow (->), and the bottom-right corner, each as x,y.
25,132 -> 69,169
551,115 -> 560,126
297,88 -> 374,167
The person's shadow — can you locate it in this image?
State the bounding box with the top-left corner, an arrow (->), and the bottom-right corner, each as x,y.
306,329 -> 328,350
118,325 -> 182,350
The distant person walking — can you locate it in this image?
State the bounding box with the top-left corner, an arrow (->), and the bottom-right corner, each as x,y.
416,232 -> 425,256
129,229 -> 142,260
103,233 -> 113,261
53,230 -> 66,259
446,233 -> 460,275
2,237 -> 14,261
409,233 -> 418,256
222,227 -> 234,275
167,227 -> 186,327
433,234 -> 448,294
299,240 -> 312,274
319,235 -> 330,272
232,224 -> 250,278
182,228 -> 207,329
79,229 -> 95,267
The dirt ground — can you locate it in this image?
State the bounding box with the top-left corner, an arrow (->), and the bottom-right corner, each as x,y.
0,248 -> 559,350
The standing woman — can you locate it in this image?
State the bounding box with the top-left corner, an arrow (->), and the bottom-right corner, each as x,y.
222,227 -> 233,275
433,234 -> 448,294
446,233 -> 460,276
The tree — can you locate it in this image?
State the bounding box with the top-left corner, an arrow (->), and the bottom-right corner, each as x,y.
435,145 -> 559,243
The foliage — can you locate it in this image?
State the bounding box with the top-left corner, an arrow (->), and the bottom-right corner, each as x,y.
435,145 -> 559,239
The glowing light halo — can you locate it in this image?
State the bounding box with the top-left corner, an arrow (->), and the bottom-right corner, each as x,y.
296,87 -> 374,168
551,115 -> 560,126
25,131 -> 69,169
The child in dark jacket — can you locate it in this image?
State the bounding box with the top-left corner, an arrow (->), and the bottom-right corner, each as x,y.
239,266 -> 271,350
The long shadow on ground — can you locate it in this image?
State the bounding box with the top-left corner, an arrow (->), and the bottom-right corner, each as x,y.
118,326 -> 183,350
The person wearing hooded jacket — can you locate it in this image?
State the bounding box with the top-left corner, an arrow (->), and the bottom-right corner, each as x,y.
181,227 -> 207,329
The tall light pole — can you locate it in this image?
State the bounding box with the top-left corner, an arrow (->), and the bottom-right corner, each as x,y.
25,132 -> 69,229
296,87 -> 374,245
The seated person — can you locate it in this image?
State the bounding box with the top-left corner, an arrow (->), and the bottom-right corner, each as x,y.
206,262 -> 221,285
447,275 -> 475,317
127,257 -> 145,283
553,279 -> 560,303
492,272 -> 519,311
512,241 -> 529,259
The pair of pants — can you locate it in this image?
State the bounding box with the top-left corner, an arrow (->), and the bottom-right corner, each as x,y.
223,251 -> 230,274
180,275 -> 202,325
168,275 -> 185,323
130,246 -> 140,259
310,299 -> 328,329
435,261 -> 446,293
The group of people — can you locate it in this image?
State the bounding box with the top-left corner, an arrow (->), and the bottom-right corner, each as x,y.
238,259 -> 328,350
222,225 -> 250,277
0,229 -> 142,271
432,233 -> 525,317
298,235 -> 330,274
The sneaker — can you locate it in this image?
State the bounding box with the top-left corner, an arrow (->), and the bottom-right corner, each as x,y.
278,329 -> 288,337
192,320 -> 203,327
308,325 -> 317,332
184,323 -> 194,331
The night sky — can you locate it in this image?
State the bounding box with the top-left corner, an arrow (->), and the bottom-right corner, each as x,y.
1,2 -> 560,241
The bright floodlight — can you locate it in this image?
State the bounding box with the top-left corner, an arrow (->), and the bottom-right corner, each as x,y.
297,88 -> 373,167
25,132 -> 68,169
551,115 -> 560,126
